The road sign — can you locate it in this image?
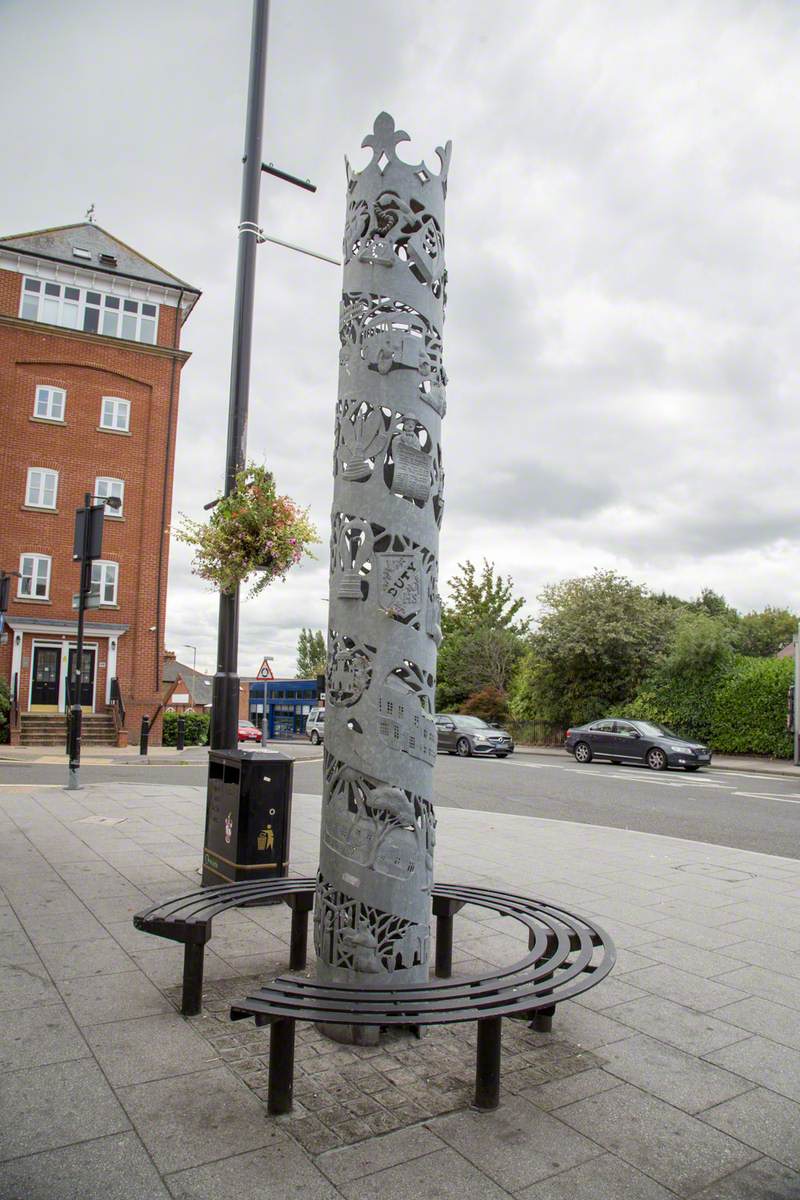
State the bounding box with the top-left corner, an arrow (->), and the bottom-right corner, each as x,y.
73,504 -> 105,561
72,593 -> 101,610
256,657 -> 274,680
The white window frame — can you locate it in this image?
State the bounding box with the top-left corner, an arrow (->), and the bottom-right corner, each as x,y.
19,276 -> 158,345
99,396 -> 130,432
18,554 -> 51,600
33,385 -> 66,422
95,476 -> 125,516
91,560 -> 118,606
25,467 -> 58,509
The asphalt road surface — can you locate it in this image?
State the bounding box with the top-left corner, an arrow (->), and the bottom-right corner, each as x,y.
2,749 -> 798,858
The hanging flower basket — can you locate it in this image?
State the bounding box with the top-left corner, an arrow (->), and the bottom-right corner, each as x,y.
176,463 -> 319,597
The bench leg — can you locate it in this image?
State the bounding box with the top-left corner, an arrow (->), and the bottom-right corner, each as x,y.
289,908 -> 309,971
181,943 -> 205,1016
474,1016 -> 502,1111
530,1003 -> 555,1032
435,911 -> 454,979
268,1018 -> 296,1115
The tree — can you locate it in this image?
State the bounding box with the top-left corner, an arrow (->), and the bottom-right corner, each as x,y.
436,561 -> 528,711
737,607 -> 797,658
510,570 -> 676,727
296,628 -> 326,678
460,686 -> 509,724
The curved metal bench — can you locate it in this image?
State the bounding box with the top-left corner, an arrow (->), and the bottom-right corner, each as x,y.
227,880 -> 616,1113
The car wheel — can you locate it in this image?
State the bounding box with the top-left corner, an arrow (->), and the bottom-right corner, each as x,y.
647,747 -> 668,771
456,737 -> 471,757
310,731 -> 320,745
573,741 -> 592,764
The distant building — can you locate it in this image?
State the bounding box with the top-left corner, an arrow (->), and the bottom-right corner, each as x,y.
0,222 -> 200,745
248,675 -> 321,737
162,650 -> 213,714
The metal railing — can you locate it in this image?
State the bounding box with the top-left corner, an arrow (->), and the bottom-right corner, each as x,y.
507,719 -> 565,748
109,677 -> 126,732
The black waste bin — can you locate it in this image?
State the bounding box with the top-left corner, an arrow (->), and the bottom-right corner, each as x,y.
202,748 -> 293,886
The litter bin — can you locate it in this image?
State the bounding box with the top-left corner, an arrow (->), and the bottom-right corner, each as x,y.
202,748 -> 293,886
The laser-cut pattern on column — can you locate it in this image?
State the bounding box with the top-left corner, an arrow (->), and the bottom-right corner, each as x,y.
316,112 -> 451,988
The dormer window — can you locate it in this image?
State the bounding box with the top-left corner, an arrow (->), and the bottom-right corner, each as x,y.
72,246 -> 91,260
99,252 -> 117,266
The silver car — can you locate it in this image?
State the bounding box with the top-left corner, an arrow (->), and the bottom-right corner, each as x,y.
306,707 -> 325,745
435,714 -> 515,758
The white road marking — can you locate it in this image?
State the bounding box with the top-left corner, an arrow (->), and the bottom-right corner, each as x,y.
732,791 -> 800,806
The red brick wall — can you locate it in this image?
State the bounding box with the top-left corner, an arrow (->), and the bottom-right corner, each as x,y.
0,265 -> 192,743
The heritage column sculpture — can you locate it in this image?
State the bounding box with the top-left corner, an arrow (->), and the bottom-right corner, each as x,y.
315,113 -> 451,990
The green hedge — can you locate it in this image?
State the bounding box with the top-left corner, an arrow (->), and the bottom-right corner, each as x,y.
711,656 -> 793,758
162,710 -> 209,746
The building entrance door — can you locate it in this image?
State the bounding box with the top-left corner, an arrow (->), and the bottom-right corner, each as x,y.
30,646 -> 61,709
66,647 -> 96,709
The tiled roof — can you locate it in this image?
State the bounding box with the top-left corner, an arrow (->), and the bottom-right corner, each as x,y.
163,658 -> 214,706
0,222 -> 200,294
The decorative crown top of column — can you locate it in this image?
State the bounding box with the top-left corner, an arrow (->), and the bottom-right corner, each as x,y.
346,112 -> 452,200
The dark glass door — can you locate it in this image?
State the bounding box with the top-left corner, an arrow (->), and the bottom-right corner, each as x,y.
66,648 -> 96,708
31,646 -> 61,707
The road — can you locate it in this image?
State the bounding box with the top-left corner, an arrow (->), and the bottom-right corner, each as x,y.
2,747 -> 798,858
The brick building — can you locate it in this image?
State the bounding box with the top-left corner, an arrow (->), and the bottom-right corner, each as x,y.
0,222 -> 199,745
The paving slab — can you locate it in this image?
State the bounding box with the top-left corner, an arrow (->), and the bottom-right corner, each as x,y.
0,1059 -> 130,1162
84,1013 -> 217,1086
711,995 -> 800,1052
165,1136 -> 343,1200
557,1082 -> 759,1194
336,1145 -> 512,1200
703,1035 -> 800,1104
0,1002 -> 89,1073
117,1067 -> 274,1174
608,995 -> 750,1056
621,962 -> 748,1013
58,967 -> 174,1026
36,935 -> 137,980
0,1131 -> 171,1200
429,1094 -> 601,1192
700,1088 -> 800,1172
317,1125 -> 445,1184
688,1155 -> 800,1199
0,960 -> 61,1010
515,1152 -> 677,1199
597,1033 -> 754,1114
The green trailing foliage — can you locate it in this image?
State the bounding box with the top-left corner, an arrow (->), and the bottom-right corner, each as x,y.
162,710 -> 210,747
0,676 -> 9,744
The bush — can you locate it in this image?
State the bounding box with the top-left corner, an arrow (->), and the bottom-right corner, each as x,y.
711,656 -> 793,758
0,676 -> 9,745
162,710 -> 209,746
459,686 -> 509,724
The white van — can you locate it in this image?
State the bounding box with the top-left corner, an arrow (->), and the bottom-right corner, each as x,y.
306,707 -> 325,745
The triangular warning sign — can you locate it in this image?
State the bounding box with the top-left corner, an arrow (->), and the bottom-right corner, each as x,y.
256,657 -> 274,680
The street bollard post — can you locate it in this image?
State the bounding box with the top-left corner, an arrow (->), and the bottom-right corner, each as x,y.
139,715 -> 150,756
176,715 -> 186,752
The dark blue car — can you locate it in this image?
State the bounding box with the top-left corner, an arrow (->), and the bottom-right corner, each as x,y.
565,718 -> 712,771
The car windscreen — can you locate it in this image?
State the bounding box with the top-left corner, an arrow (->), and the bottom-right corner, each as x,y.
635,721 -> 679,739
454,717 -> 490,728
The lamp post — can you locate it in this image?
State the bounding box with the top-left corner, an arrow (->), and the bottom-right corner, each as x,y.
184,644 -> 198,675
68,491 -> 122,790
208,0 -> 338,757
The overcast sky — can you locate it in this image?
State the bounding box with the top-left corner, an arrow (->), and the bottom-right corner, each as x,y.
3,0 -> 798,677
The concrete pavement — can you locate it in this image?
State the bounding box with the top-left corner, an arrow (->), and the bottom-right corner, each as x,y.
1,781 -> 800,1197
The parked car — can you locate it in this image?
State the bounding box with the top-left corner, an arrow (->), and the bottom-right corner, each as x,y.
237,720 -> 262,743
565,718 -> 711,771
306,707 -> 325,745
435,714 -> 515,758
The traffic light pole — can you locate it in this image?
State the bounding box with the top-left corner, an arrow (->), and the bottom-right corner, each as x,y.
68,492 -> 93,790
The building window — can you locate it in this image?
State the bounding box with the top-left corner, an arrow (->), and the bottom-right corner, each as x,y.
33,385 -> 66,422
90,560 -> 118,606
20,277 -> 158,345
18,554 -> 51,599
95,477 -> 124,516
100,397 -> 130,432
25,467 -> 58,509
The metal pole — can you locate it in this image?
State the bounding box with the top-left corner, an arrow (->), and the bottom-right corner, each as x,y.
794,622 -> 799,767
67,492 -> 92,790
210,0 -> 271,751
261,676 -> 268,745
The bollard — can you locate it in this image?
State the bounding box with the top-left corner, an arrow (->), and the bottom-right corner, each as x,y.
139,714 -> 150,756
176,715 -> 186,752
